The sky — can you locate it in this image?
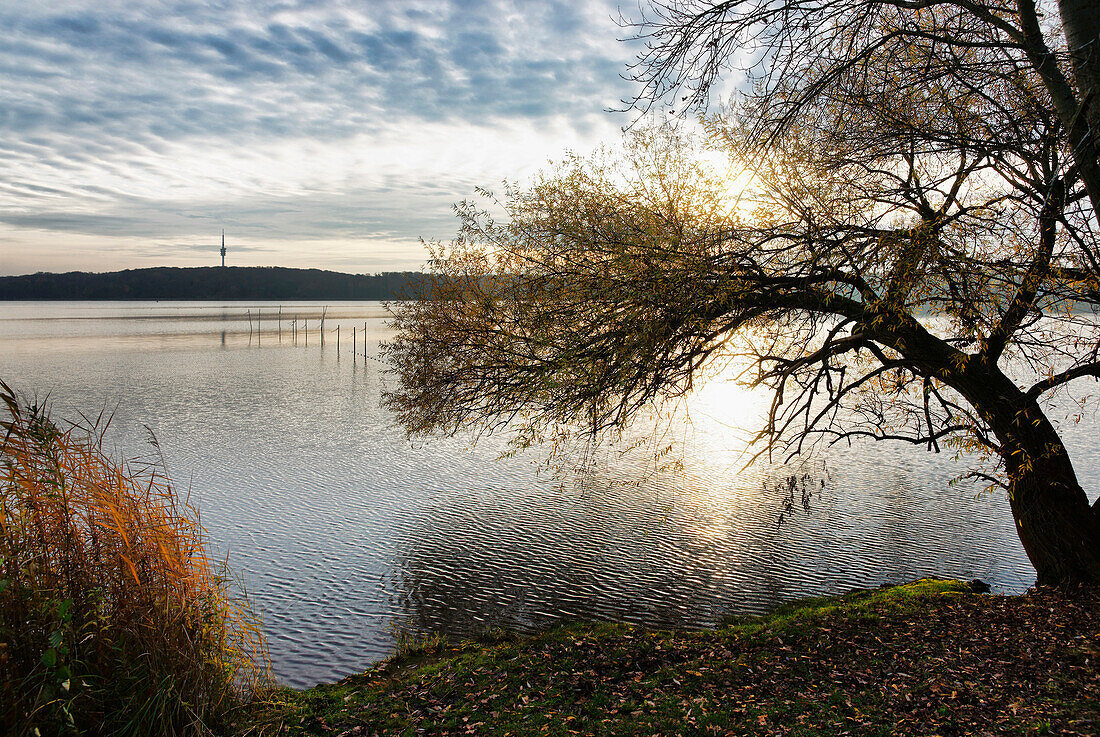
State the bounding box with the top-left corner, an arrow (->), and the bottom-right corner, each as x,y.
0,0 -> 646,275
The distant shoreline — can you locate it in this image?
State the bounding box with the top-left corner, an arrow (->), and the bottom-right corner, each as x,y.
0,266 -> 429,301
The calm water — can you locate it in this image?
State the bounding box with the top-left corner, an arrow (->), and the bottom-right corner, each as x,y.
2,301 -> 1081,687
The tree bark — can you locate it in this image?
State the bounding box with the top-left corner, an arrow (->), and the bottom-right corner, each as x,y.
1058,0 -> 1100,128
1006,444 -> 1100,586
1018,0 -> 1100,224
1056,0 -> 1100,222
970,371 -> 1100,586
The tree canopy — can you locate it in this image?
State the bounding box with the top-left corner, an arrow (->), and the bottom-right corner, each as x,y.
385,0 -> 1100,585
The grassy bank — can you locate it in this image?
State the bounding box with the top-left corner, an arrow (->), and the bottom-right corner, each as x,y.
243,580 -> 1099,736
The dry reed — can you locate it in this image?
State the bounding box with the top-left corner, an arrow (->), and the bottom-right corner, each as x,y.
0,380 -> 269,736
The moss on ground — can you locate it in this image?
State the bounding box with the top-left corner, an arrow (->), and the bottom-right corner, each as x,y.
238,579 -> 1100,736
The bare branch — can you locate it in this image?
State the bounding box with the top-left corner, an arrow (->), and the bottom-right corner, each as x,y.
1026,361 -> 1100,398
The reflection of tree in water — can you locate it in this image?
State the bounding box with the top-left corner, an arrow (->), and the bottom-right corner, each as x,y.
774,472 -> 826,527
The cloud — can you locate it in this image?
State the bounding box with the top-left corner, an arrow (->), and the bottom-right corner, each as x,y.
3,0 -> 635,143
0,185 -> 460,242
0,0 -> 642,274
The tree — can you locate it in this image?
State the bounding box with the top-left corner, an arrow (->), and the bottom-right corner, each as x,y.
385,0 -> 1100,585
625,0 -> 1100,230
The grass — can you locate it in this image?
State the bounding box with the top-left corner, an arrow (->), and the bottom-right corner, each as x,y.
242,579 -> 1100,736
0,380 -> 270,736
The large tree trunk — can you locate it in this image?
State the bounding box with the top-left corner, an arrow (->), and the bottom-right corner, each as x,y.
1058,0 -> 1100,132
980,382 -> 1100,586
877,312 -> 1100,585
1005,438 -> 1100,586
1057,0 -> 1100,224
1027,0 -> 1100,224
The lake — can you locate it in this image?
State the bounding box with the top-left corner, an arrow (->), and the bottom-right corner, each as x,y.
1,300 -> 1075,688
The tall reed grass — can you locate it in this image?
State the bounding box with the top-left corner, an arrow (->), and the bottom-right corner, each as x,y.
0,380 -> 269,736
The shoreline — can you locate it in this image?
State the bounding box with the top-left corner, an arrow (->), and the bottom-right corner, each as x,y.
240,579 -> 1100,735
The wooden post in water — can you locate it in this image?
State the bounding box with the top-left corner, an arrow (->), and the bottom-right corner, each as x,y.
353,326 -> 356,358
336,325 -> 340,354
304,319 -> 308,346
278,306 -> 283,343
320,307 -> 327,348
257,308 -> 261,345
364,321 -> 368,364
247,309 -> 253,339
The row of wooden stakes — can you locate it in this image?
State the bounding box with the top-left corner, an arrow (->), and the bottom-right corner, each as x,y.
243,306 -> 381,362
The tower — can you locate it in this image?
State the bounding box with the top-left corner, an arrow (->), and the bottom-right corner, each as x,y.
220,230 -> 226,267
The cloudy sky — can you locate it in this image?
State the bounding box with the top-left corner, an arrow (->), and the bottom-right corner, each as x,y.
0,0 -> 646,275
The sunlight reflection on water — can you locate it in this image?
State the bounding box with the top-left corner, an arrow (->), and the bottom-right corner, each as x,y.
0,301 -> 1049,687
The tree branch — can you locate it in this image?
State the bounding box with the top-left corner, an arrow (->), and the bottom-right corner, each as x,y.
1026,362 -> 1100,399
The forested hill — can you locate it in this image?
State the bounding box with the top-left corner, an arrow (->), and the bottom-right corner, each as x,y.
0,267 -> 429,300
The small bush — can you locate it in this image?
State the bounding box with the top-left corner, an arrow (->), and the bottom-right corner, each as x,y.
0,380 -> 269,736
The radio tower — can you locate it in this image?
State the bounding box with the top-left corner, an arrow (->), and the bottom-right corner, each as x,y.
220,230 -> 226,267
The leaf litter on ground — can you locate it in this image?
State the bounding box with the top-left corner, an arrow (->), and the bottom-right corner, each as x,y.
240,579 -> 1100,736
